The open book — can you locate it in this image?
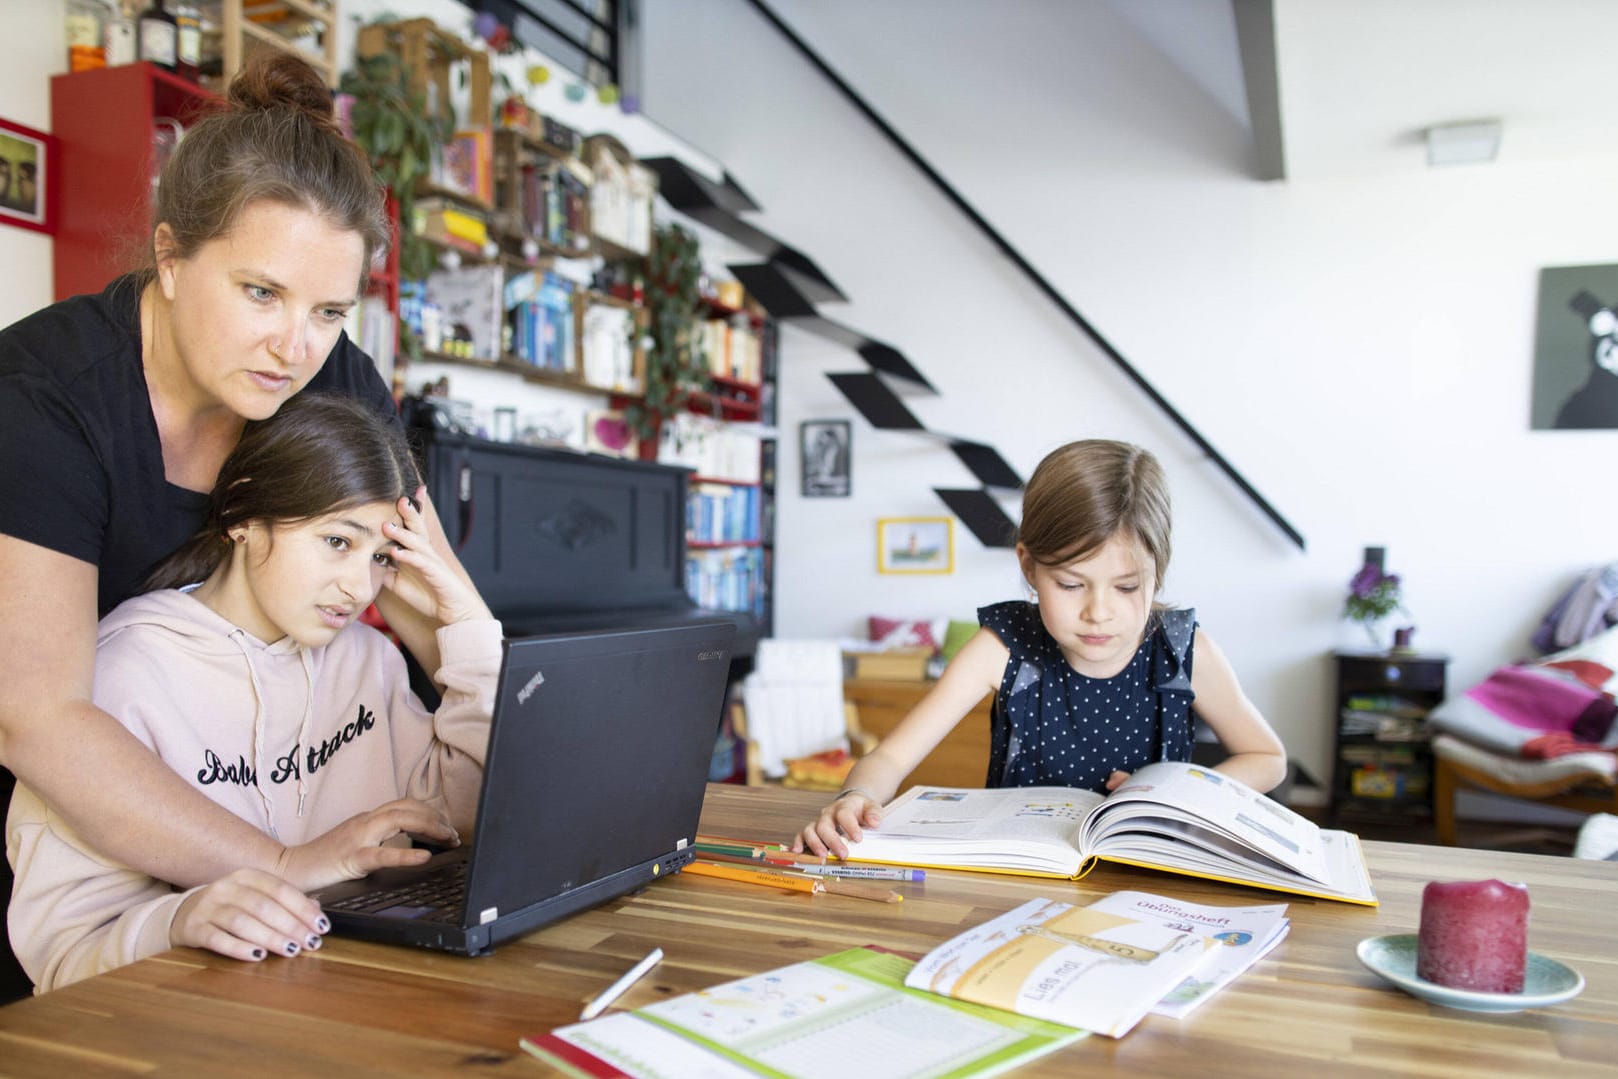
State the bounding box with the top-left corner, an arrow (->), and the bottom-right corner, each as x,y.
842,760 -> 1377,905
906,897 -> 1220,1037
521,946 -> 1085,1078
1085,891 -> 1289,1018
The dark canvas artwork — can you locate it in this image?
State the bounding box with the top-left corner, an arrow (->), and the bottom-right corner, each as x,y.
1532,263 -> 1618,430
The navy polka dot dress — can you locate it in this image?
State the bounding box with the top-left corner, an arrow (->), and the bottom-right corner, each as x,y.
979,601 -> 1198,793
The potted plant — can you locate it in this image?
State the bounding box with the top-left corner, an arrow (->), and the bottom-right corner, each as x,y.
1342,549 -> 1406,650
627,221 -> 710,441
340,39 -> 454,284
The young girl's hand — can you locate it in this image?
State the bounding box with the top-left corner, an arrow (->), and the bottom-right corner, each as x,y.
379,492 -> 492,627
793,792 -> 883,860
171,868 -> 328,962
274,798 -> 461,892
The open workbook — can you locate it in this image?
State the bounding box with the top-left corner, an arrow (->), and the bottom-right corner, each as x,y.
841,760 -> 1377,905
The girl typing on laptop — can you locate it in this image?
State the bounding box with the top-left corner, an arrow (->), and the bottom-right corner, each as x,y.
5,394 -> 501,992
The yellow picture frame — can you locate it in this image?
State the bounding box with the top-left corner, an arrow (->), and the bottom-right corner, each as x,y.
877,517 -> 954,574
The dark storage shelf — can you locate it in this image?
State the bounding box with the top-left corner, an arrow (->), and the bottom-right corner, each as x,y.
1327,650 -> 1447,827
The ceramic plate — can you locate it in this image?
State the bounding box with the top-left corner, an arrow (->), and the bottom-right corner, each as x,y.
1356,934 -> 1585,1013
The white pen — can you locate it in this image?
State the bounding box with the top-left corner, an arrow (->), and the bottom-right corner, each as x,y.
579,947 -> 664,1021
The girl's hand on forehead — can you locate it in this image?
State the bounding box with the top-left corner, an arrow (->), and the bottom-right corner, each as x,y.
378,493 -> 493,626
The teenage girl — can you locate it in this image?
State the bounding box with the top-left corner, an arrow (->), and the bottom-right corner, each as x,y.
6,394 -> 501,992
796,440 -> 1286,858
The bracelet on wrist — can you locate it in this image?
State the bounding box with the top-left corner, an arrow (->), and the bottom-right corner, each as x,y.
834,787 -> 872,803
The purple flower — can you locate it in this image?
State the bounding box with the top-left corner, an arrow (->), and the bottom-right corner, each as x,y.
1349,564 -> 1382,597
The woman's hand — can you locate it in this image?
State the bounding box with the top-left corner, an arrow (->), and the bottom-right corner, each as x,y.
273,798 -> 460,892
171,868 -> 329,962
379,491 -> 492,627
1105,769 -> 1132,791
793,791 -> 883,860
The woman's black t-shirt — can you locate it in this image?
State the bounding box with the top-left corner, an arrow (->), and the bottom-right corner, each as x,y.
0,276 -> 398,616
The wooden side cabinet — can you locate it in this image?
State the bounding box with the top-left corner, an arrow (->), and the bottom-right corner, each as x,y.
843,677 -> 992,791
1328,651 -> 1448,825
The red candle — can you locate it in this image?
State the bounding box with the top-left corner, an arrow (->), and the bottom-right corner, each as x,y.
1417,879 -> 1530,993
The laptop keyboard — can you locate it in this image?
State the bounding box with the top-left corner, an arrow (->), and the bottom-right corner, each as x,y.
324,861 -> 468,920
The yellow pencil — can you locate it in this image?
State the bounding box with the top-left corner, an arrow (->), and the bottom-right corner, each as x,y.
681,860 -> 819,894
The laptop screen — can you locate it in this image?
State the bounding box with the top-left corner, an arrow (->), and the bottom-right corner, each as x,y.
460,621 -> 735,926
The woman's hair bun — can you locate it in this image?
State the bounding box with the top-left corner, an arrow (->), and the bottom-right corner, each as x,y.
226,50 -> 335,127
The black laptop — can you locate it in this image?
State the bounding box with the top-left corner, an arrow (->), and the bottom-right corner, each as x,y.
310,621 -> 735,956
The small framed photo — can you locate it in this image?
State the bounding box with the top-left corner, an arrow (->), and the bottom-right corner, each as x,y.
0,117 -> 57,235
877,516 -> 954,575
801,419 -> 851,497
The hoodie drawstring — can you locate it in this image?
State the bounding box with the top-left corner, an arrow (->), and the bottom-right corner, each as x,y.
226,633 -> 316,836
228,629 -> 280,841
294,650 -> 314,818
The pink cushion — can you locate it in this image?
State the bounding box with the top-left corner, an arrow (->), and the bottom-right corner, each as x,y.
868,616 -> 939,651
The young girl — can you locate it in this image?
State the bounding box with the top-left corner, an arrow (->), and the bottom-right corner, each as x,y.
796,439 -> 1286,858
5,394 -> 501,992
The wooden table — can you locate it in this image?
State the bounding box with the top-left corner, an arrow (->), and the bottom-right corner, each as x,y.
1,784 -> 1614,1077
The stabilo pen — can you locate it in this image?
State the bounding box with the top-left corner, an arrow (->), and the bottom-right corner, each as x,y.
795,864 -> 925,882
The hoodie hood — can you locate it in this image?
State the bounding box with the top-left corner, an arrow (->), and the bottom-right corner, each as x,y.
97,588 -> 304,658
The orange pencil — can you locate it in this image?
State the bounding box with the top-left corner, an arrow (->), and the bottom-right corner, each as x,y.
681,861 -> 819,894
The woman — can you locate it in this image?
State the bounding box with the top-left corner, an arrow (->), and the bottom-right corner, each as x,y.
0,52 -> 474,995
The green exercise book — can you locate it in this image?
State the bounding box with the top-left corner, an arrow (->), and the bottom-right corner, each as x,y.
520,946 -> 1086,1079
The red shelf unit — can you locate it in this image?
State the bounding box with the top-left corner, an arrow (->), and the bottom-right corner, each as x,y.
51,63 -> 219,302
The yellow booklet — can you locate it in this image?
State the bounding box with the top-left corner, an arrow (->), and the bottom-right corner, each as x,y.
842,760 -> 1377,906
905,896 -> 1219,1037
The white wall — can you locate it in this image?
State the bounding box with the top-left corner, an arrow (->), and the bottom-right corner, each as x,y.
0,2 -> 63,328
640,0 -> 1617,793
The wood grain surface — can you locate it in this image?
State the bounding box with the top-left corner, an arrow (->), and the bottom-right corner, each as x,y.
0,783 -> 1613,1078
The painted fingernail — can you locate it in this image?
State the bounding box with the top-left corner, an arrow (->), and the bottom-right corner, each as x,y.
306,935 -> 322,950
284,941 -> 300,956
251,947 -> 266,960
315,916 -> 331,933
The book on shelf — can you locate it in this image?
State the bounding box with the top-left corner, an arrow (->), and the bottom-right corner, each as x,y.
842,760 -> 1377,906
1083,891 -> 1289,1019
520,945 -> 1086,1079
686,546 -> 764,615
579,300 -> 638,390
437,128 -> 493,205
906,896 -> 1219,1038
423,263 -> 504,361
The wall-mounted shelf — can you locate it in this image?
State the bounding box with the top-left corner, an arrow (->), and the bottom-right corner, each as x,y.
219,0 -> 339,89
50,63 -> 217,301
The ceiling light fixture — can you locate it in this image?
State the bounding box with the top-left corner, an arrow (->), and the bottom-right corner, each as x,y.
1425,119 -> 1503,166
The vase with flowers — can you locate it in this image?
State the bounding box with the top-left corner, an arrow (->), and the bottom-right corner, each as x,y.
1343,547 -> 1407,651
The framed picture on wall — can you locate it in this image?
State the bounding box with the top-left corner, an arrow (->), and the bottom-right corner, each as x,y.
0,117 -> 56,235
800,419 -> 851,497
877,516 -> 954,575
1531,263 -> 1618,429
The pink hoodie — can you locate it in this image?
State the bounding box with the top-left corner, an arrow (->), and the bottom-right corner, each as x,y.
5,589 -> 502,992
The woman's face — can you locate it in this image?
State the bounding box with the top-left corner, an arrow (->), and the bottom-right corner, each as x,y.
155,200 -> 366,420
